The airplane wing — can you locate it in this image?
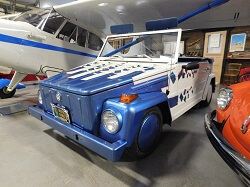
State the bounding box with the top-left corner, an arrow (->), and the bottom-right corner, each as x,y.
53,0 -> 213,35
55,0 -> 250,33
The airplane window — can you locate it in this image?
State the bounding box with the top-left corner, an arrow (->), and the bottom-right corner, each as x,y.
77,27 -> 87,47
88,32 -> 103,51
57,22 -> 77,43
14,9 -> 50,27
43,16 -> 65,35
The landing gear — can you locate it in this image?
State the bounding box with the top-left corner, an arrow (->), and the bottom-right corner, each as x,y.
0,86 -> 16,99
0,71 -> 26,99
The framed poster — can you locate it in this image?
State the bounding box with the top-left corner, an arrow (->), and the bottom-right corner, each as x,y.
209,33 -> 221,48
229,33 -> 247,52
207,33 -> 223,54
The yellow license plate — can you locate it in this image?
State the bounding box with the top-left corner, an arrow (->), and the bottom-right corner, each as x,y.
51,104 -> 70,123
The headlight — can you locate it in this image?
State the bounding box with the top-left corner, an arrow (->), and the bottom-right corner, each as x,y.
102,110 -> 120,134
38,90 -> 42,104
217,88 -> 233,110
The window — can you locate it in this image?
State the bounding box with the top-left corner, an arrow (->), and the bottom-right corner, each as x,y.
15,9 -> 65,35
57,22 -> 77,43
108,37 -> 133,54
15,9 -> 50,27
42,13 -> 65,35
77,27 -> 87,47
88,32 -> 103,51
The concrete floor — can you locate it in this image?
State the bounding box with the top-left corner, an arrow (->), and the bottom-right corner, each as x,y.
0,85 -> 245,187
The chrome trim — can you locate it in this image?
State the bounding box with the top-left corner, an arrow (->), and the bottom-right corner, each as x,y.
241,116 -> 250,134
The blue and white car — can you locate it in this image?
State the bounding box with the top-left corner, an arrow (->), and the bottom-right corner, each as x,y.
28,28 -> 215,161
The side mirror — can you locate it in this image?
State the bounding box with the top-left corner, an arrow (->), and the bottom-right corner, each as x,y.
182,63 -> 199,70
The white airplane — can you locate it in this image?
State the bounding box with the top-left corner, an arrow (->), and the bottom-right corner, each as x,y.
0,6 -> 107,98
0,0 -> 230,99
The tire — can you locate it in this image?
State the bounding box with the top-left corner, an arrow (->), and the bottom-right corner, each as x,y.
200,84 -> 213,107
125,106 -> 163,160
0,86 -> 16,99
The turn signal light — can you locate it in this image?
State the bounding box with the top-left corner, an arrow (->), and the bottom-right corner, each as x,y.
120,94 -> 138,104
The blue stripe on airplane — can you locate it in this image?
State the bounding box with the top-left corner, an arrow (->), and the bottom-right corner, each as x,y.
0,34 -> 98,58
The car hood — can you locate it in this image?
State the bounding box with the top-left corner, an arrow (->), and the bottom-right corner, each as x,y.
41,60 -> 172,95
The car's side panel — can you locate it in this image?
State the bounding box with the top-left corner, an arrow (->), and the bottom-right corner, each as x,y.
170,62 -> 210,121
202,73 -> 216,100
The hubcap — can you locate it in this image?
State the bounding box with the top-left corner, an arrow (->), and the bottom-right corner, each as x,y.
3,87 -> 11,94
138,114 -> 160,152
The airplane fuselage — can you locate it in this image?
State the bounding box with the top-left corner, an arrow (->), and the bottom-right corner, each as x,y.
0,18 -> 99,77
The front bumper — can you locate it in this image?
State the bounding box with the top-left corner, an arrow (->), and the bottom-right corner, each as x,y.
28,106 -> 127,162
204,111 -> 250,185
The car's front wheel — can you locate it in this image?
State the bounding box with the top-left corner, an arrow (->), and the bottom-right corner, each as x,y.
126,106 -> 163,159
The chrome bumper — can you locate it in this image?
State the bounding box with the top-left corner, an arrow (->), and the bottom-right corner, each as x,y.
204,111 -> 250,186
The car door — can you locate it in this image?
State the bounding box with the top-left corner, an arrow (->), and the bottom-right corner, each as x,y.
170,59 -> 210,120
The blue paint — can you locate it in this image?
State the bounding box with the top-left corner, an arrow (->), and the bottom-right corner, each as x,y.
28,106 -> 127,162
180,93 -> 183,101
138,114 -> 160,152
146,17 -> 178,31
170,72 -> 176,84
99,92 -> 169,147
178,70 -> 182,80
110,23 -> 134,34
0,79 -> 26,89
169,96 -> 178,108
178,0 -> 229,23
0,34 -> 97,58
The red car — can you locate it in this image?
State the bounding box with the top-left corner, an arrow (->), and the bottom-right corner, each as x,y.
205,81 -> 250,185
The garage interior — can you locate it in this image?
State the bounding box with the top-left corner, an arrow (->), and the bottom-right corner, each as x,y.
0,87 -> 245,186
0,0 -> 249,186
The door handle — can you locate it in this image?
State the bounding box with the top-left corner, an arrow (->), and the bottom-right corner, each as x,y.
201,67 -> 210,72
28,33 -> 46,41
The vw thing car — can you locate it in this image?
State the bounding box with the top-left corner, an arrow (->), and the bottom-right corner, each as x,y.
29,28 -> 215,161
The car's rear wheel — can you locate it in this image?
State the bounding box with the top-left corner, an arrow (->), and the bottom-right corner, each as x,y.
0,86 -> 16,99
126,107 -> 163,159
200,84 -> 213,107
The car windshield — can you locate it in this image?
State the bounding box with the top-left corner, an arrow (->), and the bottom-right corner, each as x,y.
99,30 -> 180,62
